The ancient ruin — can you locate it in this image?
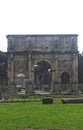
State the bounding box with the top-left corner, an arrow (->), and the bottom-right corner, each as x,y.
7,34 -> 78,94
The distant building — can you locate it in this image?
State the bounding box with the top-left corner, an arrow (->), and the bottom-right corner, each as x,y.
7,34 -> 78,94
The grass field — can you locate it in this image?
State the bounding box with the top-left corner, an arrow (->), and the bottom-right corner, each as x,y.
0,98 -> 83,130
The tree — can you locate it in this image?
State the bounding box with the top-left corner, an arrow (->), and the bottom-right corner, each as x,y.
0,51 -> 7,86
78,53 -> 83,83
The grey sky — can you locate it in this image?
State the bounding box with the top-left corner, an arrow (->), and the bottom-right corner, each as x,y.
0,0 -> 82,52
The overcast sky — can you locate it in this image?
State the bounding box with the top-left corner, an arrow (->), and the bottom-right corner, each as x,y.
0,0 -> 83,52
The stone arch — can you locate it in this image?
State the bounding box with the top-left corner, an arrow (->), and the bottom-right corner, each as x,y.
33,60 -> 52,92
32,59 -> 53,71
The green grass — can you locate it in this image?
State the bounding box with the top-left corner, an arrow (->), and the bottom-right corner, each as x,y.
0,99 -> 83,130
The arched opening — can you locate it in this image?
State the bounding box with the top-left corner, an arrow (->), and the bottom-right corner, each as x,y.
61,72 -> 70,84
34,61 -> 52,93
61,72 -> 70,91
16,73 -> 26,94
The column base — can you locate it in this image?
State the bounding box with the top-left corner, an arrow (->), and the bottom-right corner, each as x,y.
26,81 -> 34,94
51,82 -> 61,94
71,82 -> 78,93
8,83 -> 16,98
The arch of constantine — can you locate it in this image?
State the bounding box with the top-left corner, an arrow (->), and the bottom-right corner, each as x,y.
7,34 -> 78,94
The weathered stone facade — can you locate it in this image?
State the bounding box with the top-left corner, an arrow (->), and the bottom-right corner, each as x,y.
7,34 -> 78,94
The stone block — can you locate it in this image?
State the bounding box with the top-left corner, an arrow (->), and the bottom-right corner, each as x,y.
42,97 -> 53,104
61,98 -> 83,104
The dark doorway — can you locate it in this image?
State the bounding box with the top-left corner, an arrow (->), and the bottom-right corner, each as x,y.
61,72 -> 70,91
61,72 -> 70,84
34,61 -> 52,92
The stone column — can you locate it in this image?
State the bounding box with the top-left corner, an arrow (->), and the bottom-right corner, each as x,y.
28,54 -> 32,82
72,54 -> 78,92
8,53 -> 16,97
26,54 -> 33,94
8,53 -> 14,84
55,55 -> 59,82
54,55 -> 60,92
75,54 -> 78,83
10,54 -> 14,83
50,71 -> 55,92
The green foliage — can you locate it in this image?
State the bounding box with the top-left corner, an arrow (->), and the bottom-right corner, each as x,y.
0,51 -> 7,63
0,51 -> 7,85
78,53 -> 83,83
1,99 -> 83,130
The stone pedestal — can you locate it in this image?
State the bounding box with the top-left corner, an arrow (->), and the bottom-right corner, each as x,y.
53,82 -> 61,93
8,83 -> 16,98
72,82 -> 78,93
26,81 -> 34,94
